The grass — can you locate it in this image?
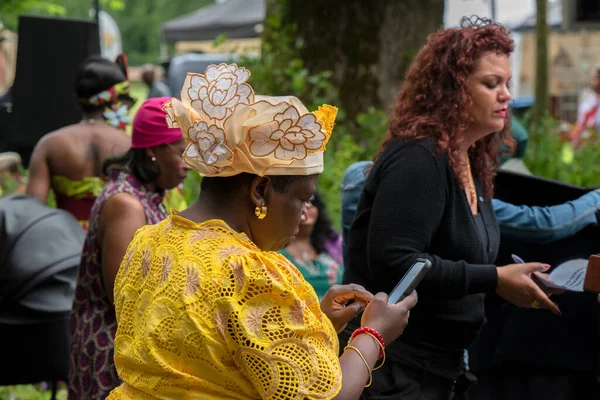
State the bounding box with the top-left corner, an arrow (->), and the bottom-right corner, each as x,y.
0,383 -> 67,400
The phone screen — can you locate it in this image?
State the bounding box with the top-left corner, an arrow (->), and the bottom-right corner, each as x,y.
388,261 -> 427,304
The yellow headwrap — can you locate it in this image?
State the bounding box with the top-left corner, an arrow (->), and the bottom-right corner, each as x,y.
163,63 -> 337,177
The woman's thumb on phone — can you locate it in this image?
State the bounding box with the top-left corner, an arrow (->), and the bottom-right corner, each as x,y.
373,292 -> 388,303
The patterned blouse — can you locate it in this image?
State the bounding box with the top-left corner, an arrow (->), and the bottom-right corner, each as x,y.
279,248 -> 343,299
69,169 -> 167,400
108,215 -> 342,400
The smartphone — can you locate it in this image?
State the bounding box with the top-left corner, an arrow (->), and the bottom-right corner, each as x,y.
512,254 -> 563,292
388,258 -> 432,303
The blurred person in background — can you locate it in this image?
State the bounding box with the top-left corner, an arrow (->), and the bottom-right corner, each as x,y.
141,63 -> 172,99
68,97 -> 190,399
342,161 -> 600,250
280,192 -> 344,298
571,66 -> 600,149
26,54 -> 135,230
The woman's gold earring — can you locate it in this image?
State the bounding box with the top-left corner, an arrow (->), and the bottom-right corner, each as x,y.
254,206 -> 267,219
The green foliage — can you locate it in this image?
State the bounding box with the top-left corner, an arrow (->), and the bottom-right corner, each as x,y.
212,33 -> 227,48
317,108 -> 387,228
0,0 -> 65,31
220,15 -> 374,228
111,0 -> 214,66
127,81 -> 148,122
183,171 -> 202,207
523,112 -> 600,188
25,0 -> 124,20
0,0 -> 127,32
0,170 -> 23,195
48,0 -> 201,65
319,108 -> 387,228
0,0 -> 65,15
102,0 -> 124,12
240,53 -> 337,112
220,6 -> 388,229
0,383 -> 67,400
1,0 -> 208,66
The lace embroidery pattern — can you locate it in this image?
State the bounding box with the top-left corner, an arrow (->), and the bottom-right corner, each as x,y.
108,216 -> 342,399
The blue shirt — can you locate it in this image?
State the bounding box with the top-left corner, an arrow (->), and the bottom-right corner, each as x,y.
341,161 -> 600,257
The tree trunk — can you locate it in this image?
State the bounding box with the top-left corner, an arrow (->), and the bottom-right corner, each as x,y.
281,0 -> 444,130
533,0 -> 549,128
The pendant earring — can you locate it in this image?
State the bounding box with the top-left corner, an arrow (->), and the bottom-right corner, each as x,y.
151,156 -> 156,162
254,206 -> 267,219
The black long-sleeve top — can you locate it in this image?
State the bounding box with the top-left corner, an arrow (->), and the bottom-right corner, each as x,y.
343,137 -> 500,354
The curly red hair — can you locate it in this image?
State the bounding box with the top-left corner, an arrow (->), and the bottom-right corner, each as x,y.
380,17 -> 515,198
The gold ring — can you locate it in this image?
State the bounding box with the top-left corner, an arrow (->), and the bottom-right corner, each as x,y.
530,300 -> 540,309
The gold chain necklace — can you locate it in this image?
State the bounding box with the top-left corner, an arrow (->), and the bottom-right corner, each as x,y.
465,155 -> 477,211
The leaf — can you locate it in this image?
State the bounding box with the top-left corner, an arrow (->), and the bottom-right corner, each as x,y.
212,33 -> 228,48
102,0 -> 125,11
0,0 -> 66,31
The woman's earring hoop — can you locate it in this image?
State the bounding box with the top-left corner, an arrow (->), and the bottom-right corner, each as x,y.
255,206 -> 267,220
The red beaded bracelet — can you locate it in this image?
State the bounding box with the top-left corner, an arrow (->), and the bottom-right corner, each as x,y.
348,327 -> 385,359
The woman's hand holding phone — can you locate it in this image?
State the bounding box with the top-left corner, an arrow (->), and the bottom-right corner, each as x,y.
360,291 -> 418,345
321,284 -> 374,333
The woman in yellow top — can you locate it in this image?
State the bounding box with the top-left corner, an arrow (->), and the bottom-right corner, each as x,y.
108,64 -> 417,400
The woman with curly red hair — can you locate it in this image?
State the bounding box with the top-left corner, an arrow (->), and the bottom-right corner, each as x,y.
342,17 -> 561,399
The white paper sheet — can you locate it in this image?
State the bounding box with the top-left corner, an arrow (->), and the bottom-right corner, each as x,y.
547,259 -> 588,292
512,254 -> 588,292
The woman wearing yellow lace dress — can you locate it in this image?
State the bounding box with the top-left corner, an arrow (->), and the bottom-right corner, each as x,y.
108,64 -> 417,400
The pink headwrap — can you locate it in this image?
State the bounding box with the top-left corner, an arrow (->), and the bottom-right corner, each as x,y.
131,97 -> 182,149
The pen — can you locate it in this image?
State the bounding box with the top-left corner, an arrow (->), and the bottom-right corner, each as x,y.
511,254 -> 525,264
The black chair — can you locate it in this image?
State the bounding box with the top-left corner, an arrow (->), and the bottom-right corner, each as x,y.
0,194 -> 84,398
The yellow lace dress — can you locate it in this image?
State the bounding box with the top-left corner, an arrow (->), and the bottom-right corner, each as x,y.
108,214 -> 342,400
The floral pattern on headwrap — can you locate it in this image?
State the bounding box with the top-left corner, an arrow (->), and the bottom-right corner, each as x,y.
79,81 -> 136,131
163,64 -> 338,177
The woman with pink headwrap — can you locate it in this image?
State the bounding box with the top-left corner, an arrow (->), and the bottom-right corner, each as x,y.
68,97 -> 191,400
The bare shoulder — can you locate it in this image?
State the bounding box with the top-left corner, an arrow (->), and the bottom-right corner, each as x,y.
104,192 -> 146,216
33,128 -> 65,149
94,126 -> 131,157
38,124 -> 95,152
